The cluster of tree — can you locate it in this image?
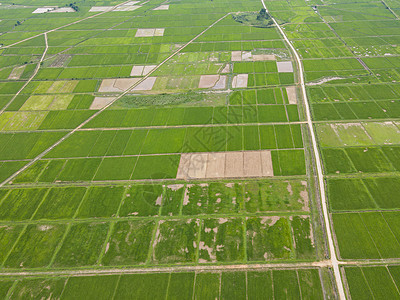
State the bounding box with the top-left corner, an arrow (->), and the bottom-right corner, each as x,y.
257,8 -> 270,21
67,2 -> 79,11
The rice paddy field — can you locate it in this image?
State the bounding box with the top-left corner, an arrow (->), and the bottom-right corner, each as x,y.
0,0 -> 399,297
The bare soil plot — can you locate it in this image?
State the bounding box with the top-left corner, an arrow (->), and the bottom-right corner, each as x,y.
253,54 -> 275,61
198,75 -> 219,89
8,66 -> 25,80
277,61 -> 293,73
187,153 -> 208,179
99,78 -> 140,92
32,7 -> 56,13
243,152 -> 262,177
225,151 -> 244,177
154,4 -> 169,10
176,153 -> 191,179
231,51 -> 275,62
232,74 -> 248,88
135,28 -> 165,37
231,51 -> 242,62
130,65 -> 157,76
50,7 -> 75,12
213,76 -> 227,90
113,5 -> 140,11
90,97 -> 115,110
221,64 -> 230,73
177,151 -> 273,179
89,6 -> 113,12
131,77 -> 156,91
286,86 -> 297,104
261,150 -> 274,176
205,152 -> 225,178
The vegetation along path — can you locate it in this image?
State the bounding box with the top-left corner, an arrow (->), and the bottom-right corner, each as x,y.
260,0 -> 346,298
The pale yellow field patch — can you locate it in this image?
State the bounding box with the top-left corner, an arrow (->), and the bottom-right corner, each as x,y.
114,78 -> 141,91
213,75 -> 227,90
48,95 -> 74,110
130,65 -> 157,76
277,61 -> 293,73
113,5 -> 140,11
225,152 -> 244,178
232,74 -> 248,88
135,28 -> 165,37
8,65 -> 25,80
198,75 -> 220,89
253,54 -> 275,61
286,86 -> 297,104
154,4 -> 169,10
90,97 -> 116,110
98,78 -> 140,92
131,77 -> 156,91
20,95 -> 54,111
177,150 -> 273,179
231,51 -> 242,61
89,6 -> 112,12
205,153 -> 225,178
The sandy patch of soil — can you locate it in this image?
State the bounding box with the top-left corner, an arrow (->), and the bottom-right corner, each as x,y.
90,97 -> 115,110
286,86 -> 297,104
50,7 -> 75,12
213,75 -> 226,90
130,66 -> 144,76
205,152 -> 225,178
176,154 -> 191,179
277,61 -> 293,73
188,153 -> 208,179
231,51 -> 242,61
154,4 -> 169,10
232,74 -> 248,88
33,7 -> 56,13
253,54 -> 275,61
114,78 -> 140,91
136,28 -> 156,37
38,225 -> 53,231
98,79 -> 118,92
243,151 -> 262,177
89,6 -> 112,12
261,150 -> 274,176
167,184 -> 184,191
225,152 -> 244,178
241,51 -> 252,61
8,66 -> 25,80
113,5 -> 140,11
154,28 -> 165,37
143,65 -> 157,75
177,150 -> 274,179
198,75 -> 220,89
132,77 -> 156,91
306,77 -> 344,86
221,64 -> 230,73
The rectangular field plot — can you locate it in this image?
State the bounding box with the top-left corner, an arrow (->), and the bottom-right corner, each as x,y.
101,220 -> 155,266
151,219 -> 199,264
4,224 -> 66,268
328,177 -> 400,211
322,146 -> 399,174
333,211 -> 400,259
52,222 -> 110,267
0,268 -> 329,298
345,266 -> 400,299
83,105 -> 299,129
316,122 -> 400,147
